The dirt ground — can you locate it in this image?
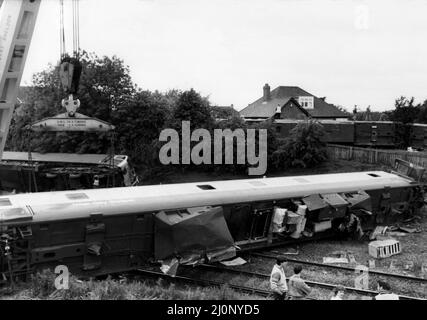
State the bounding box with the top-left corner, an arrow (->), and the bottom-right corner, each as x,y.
264,206 -> 427,299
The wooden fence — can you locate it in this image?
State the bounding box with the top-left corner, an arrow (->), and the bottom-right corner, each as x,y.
327,144 -> 427,169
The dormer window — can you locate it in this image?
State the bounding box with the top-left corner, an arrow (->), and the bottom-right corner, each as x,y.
298,96 -> 314,109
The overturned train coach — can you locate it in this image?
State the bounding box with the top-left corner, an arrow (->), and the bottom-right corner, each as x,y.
0,163 -> 425,282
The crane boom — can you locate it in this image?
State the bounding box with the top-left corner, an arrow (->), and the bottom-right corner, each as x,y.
0,0 -> 40,160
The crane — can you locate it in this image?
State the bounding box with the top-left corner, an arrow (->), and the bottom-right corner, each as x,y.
0,0 -> 40,160
0,0 -> 138,191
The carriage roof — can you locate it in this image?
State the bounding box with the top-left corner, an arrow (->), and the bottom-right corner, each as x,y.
0,171 -> 415,223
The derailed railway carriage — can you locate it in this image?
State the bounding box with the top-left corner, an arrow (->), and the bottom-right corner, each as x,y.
0,166 -> 424,282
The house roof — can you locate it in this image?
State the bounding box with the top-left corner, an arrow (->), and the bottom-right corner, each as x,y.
240,86 -> 349,119
210,105 -> 240,120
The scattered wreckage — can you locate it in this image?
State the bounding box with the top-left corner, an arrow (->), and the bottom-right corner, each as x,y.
0,159 -> 425,282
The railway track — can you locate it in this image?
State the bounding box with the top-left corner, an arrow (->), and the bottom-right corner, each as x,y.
193,264 -> 423,300
135,269 -> 272,299
136,263 -> 423,300
251,252 -> 427,283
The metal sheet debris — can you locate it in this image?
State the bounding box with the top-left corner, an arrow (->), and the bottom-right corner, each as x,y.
387,232 -> 407,237
154,206 -> 235,264
398,226 -> 419,233
302,194 -> 328,211
160,258 -> 180,277
323,257 -> 349,264
220,257 -> 247,266
342,190 -> 372,213
370,226 -> 388,240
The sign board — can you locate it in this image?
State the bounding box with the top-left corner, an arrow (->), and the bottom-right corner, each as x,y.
30,113 -> 114,132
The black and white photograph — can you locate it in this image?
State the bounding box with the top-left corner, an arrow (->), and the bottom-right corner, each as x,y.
0,0 -> 426,310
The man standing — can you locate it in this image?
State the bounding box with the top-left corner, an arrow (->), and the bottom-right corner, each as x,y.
270,256 -> 288,300
374,280 -> 399,300
288,265 -> 312,300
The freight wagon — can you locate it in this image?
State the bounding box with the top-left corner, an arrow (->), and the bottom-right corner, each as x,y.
273,119 -> 427,149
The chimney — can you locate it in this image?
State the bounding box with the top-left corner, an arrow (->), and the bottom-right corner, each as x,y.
263,83 -> 271,101
274,104 -> 281,119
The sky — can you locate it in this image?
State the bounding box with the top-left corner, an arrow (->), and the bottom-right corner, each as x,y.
11,0 -> 427,111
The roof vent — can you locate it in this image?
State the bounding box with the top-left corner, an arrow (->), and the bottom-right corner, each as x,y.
66,193 -> 89,200
368,173 -> 380,178
197,185 -> 215,190
0,198 -> 12,206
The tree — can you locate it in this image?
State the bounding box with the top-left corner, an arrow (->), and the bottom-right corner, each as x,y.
387,96 -> 419,124
271,120 -> 328,169
168,89 -> 214,131
416,100 -> 427,124
7,51 -> 137,154
385,96 -> 420,148
113,90 -> 168,168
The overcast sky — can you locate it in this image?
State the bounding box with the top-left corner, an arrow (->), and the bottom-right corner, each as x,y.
15,0 -> 427,111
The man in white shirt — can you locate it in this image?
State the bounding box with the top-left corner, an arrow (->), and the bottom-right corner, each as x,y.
374,280 -> 399,300
270,256 -> 288,300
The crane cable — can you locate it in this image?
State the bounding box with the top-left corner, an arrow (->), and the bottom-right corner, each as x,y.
72,0 -> 80,58
59,0 -> 66,59
59,0 -> 80,59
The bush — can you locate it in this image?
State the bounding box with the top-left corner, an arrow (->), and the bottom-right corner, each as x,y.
271,120 -> 328,170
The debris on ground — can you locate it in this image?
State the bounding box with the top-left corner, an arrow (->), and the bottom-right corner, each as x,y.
389,260 -> 398,271
160,258 -> 180,277
398,226 -> 421,233
404,261 -> 414,271
368,259 -> 376,269
387,232 -> 407,237
354,265 -> 369,290
368,239 -> 401,259
323,257 -> 349,264
403,216 -> 421,223
369,226 -> 388,240
302,230 -> 313,238
422,262 -> 427,278
347,252 -> 357,264
323,251 -> 349,264
220,257 -> 247,266
272,247 -> 299,255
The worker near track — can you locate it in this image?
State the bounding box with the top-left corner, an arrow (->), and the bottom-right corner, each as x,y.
270,256 -> 288,300
330,285 -> 345,300
374,280 -> 399,300
288,265 -> 312,300
337,210 -> 363,240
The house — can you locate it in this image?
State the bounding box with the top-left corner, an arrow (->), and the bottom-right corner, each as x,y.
240,84 -> 350,123
210,104 -> 241,122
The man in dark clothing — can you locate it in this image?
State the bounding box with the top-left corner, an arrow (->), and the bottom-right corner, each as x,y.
288,265 -> 312,300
